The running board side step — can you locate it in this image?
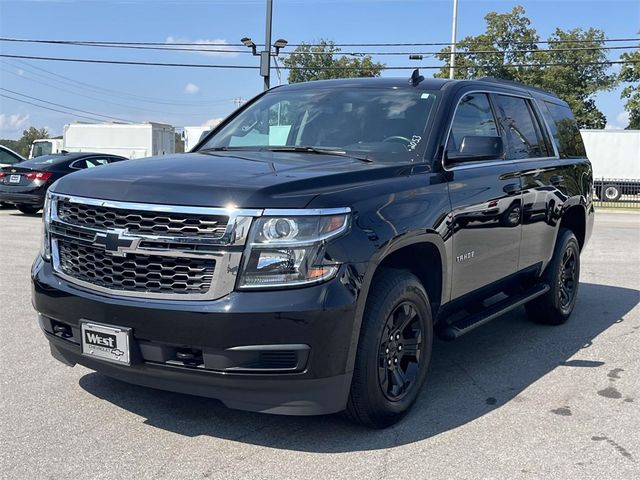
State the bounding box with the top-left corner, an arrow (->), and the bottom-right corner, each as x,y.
438,283 -> 550,341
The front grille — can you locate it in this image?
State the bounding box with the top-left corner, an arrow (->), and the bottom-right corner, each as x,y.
57,200 -> 228,238
57,240 -> 215,295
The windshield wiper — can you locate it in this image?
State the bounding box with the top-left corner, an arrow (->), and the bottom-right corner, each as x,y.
265,146 -> 373,163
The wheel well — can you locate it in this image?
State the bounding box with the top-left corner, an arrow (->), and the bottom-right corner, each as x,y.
559,205 -> 586,250
376,242 -> 443,315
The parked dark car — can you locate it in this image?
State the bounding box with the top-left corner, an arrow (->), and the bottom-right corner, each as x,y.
0,152 -> 126,214
32,76 -> 594,428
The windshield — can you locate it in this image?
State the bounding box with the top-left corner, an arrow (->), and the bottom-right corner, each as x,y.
199,87 -> 438,162
31,141 -> 53,158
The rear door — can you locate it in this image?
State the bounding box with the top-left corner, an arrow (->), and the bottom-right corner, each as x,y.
510,98 -> 588,270
445,92 -> 523,300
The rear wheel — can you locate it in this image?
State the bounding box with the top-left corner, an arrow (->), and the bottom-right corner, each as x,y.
346,269 -> 433,428
17,205 -> 40,215
526,229 -> 580,325
602,184 -> 621,202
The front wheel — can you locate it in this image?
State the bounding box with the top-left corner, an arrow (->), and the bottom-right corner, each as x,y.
346,269 -> 433,428
526,229 -> 580,325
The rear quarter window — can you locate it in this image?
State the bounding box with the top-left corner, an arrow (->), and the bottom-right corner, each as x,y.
543,102 -> 587,158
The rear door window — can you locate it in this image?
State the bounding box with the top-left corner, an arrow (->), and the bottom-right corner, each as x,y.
543,102 -> 587,158
493,95 -> 551,159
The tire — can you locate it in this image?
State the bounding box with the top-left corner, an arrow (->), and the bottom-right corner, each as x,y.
525,229 -> 580,325
602,184 -> 621,202
346,268 -> 433,428
17,205 -> 40,215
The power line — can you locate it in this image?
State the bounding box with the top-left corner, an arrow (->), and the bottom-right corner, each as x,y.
0,53 -> 259,69
0,37 -> 637,57
0,93 -> 108,123
2,58 -> 237,107
2,36 -> 638,48
0,87 -> 135,123
0,53 -> 637,70
0,38 -> 251,54
287,38 -> 640,47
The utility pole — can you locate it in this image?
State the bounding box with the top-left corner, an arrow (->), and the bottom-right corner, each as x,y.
261,0 -> 273,90
449,0 -> 459,79
233,97 -> 246,109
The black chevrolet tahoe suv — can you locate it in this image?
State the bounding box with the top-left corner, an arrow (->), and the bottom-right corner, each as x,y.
32,76 -> 594,428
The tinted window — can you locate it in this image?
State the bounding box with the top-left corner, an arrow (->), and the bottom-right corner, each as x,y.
544,102 -> 587,158
71,158 -> 106,169
0,149 -> 20,165
494,95 -> 550,159
447,93 -> 499,154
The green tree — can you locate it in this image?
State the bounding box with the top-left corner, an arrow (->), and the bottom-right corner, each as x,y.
283,40 -> 385,84
175,132 -> 185,153
434,6 -> 615,128
2,127 -> 49,157
619,47 -> 640,129
434,6 -> 539,81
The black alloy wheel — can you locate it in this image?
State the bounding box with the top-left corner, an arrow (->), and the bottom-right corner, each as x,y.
378,302 -> 424,401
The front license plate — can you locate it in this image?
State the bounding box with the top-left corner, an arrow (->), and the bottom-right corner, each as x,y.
9,174 -> 20,183
81,322 -> 131,365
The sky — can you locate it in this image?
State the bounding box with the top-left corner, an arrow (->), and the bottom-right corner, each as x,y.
0,0 -> 638,139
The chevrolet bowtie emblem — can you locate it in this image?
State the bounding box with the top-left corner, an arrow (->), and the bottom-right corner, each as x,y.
93,230 -> 140,256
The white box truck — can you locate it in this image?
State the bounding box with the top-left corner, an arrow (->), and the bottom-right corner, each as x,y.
29,139 -> 64,159
63,122 -> 175,159
580,129 -> 640,201
182,126 -> 212,152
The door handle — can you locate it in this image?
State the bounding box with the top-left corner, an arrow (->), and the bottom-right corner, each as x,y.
503,183 -> 520,195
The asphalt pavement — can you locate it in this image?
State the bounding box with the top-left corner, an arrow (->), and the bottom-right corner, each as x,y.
1,208 -> 638,479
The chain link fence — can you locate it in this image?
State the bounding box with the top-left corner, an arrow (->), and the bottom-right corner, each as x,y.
594,178 -> 640,209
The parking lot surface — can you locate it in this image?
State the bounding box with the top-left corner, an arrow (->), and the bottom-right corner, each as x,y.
1,208 -> 638,479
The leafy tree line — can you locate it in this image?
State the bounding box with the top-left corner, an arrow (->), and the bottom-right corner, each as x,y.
0,127 -> 49,157
283,6 -> 637,129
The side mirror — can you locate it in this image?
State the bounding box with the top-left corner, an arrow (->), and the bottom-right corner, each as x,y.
446,136 -> 503,163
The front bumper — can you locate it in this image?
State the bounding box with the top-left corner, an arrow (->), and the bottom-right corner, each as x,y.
32,257 -> 363,415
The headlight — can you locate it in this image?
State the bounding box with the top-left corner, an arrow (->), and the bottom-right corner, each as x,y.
41,191 -> 52,260
238,210 -> 350,288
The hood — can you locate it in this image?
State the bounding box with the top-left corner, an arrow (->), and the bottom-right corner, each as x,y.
52,151 -> 400,208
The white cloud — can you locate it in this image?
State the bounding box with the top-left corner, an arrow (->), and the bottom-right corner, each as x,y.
17,69 -> 24,76
0,113 -> 30,131
184,83 -> 200,95
166,36 -> 240,57
202,118 -> 223,128
605,111 -> 630,130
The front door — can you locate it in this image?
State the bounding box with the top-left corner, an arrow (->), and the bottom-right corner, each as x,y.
444,92 -> 522,299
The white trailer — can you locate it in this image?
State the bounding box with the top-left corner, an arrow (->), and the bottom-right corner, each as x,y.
580,129 -> 640,201
63,122 -> 175,159
182,126 -> 212,152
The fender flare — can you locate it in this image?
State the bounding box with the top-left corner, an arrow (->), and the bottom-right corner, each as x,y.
343,231 -> 449,374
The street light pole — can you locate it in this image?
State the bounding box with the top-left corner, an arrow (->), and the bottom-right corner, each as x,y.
449,0 -> 459,79
262,0 -> 273,90
242,1 -> 286,91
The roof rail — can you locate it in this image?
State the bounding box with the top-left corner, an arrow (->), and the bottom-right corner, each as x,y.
478,77 -> 559,98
